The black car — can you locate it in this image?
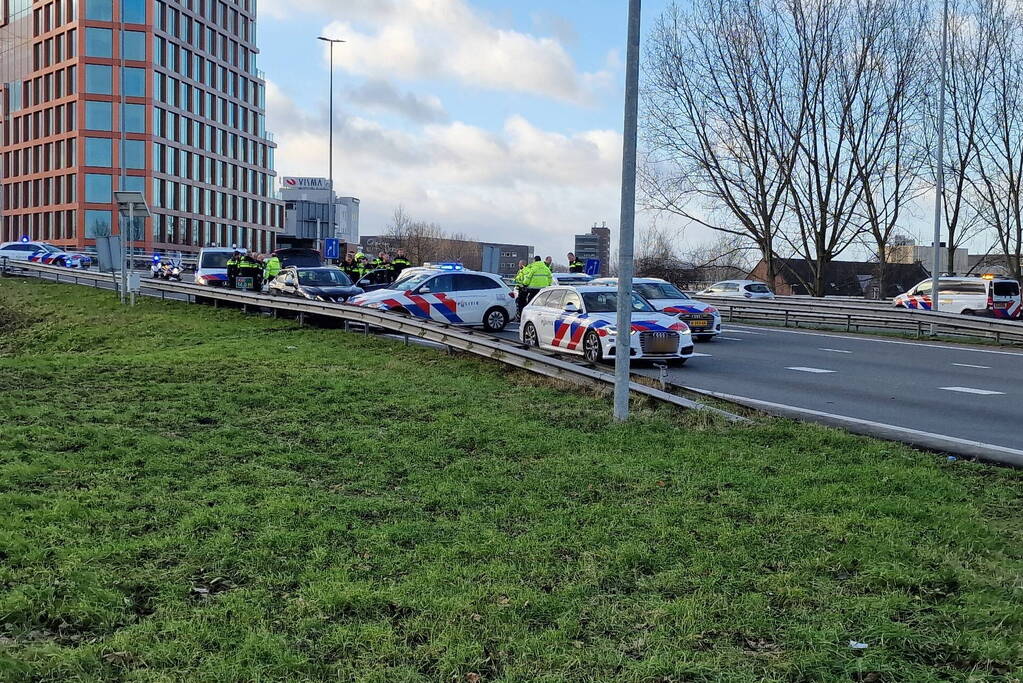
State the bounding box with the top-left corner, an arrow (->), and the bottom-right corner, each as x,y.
271,248 -> 323,268
268,267 -> 364,303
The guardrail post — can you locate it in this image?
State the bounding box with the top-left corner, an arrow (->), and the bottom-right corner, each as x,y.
846,314 -> 851,332
298,312 -> 305,326
784,310 -> 789,327
995,330 -> 1001,344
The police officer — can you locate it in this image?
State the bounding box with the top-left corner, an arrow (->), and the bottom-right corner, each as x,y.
238,252 -> 261,291
523,256 -> 553,305
567,253 -> 585,273
354,255 -> 371,284
226,250 -> 242,289
263,252 -> 282,288
392,249 -> 412,279
544,256 -> 554,271
341,253 -> 358,282
373,252 -> 394,285
513,259 -> 530,319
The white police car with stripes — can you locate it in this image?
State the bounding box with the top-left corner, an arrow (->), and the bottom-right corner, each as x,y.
591,277 -> 722,342
519,286 -> 695,364
348,264 -> 517,331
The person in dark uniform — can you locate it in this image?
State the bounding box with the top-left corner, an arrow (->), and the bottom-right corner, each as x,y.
341,253 -> 358,282
567,253 -> 585,273
392,249 -> 412,279
226,251 -> 242,289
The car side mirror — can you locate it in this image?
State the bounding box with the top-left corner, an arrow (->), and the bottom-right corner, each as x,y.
418,287 -> 432,294
564,303 -> 579,314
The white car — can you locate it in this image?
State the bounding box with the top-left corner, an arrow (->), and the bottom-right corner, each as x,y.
894,275 -> 1022,320
591,277 -> 722,342
519,285 -> 695,365
698,280 -> 775,299
0,240 -> 93,268
348,265 -> 517,331
194,247 -> 245,286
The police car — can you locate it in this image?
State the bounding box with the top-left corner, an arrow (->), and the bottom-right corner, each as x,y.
348,264 -> 517,331
591,277 -> 722,342
194,247 -> 245,286
894,275 -> 1022,319
519,285 -> 695,364
0,240 -> 93,268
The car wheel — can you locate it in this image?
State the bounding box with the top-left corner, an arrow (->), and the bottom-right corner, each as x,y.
583,331 -> 603,363
483,307 -> 509,332
523,322 -> 540,347
695,334 -> 714,343
961,308 -> 974,316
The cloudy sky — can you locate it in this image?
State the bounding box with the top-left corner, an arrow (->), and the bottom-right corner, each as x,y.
257,0 -> 675,258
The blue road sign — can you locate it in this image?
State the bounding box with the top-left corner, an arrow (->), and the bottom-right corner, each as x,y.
324,238 -> 340,260
585,259 -> 601,276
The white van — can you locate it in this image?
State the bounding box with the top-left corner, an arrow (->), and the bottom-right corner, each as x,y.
894,276 -> 1021,320
195,247 -> 245,286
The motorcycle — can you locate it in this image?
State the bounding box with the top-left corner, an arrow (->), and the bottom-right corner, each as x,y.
150,256 -> 183,281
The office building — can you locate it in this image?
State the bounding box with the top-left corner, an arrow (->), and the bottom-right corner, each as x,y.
575,221 -> 612,275
278,176 -> 358,251
0,0 -> 283,252
887,242 -> 969,276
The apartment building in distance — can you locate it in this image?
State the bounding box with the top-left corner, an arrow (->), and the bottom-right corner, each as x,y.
0,0 -> 283,253
574,221 -> 612,276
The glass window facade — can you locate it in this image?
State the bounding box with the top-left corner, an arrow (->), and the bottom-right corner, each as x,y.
122,0 -> 147,23
85,174 -> 113,203
123,139 -> 145,169
85,0 -> 113,21
85,28 -> 113,58
123,104 -> 145,133
85,210 -> 114,238
85,101 -> 113,130
85,65 -> 113,95
85,137 -> 113,166
122,67 -> 146,97
122,30 -> 146,60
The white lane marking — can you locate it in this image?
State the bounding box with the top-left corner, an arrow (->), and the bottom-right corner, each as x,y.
952,363 -> 991,369
724,329 -> 762,335
686,389 -> 1023,462
819,348 -> 852,354
787,367 -> 836,374
719,336 -> 743,341
692,352 -> 713,358
728,324 -> 1023,357
940,387 -> 1006,395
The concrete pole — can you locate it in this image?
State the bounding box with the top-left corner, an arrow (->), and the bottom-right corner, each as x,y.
931,0 -> 949,316
614,0 -> 641,422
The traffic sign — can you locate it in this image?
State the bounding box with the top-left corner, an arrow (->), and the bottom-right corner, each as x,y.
324,238 -> 340,260
585,259 -> 601,276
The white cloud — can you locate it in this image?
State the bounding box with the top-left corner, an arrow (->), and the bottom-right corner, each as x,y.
263,0 -> 612,105
348,80 -> 448,123
265,81 -> 623,256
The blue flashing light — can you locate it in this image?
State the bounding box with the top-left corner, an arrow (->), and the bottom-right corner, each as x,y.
152,254 -> 161,263
21,236 -> 30,243
437,262 -> 464,271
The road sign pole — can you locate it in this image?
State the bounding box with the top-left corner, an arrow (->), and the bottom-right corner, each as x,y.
931,0 -> 949,330
614,0 -> 641,422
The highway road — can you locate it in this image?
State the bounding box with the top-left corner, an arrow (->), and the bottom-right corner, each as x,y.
495,322 -> 1023,453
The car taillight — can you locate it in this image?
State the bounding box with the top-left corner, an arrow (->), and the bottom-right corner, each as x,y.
508,291 -> 515,298
988,290 -> 994,310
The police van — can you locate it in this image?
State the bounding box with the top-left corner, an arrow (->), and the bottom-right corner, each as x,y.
894,275 -> 1022,319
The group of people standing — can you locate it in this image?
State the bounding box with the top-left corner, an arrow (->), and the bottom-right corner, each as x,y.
339,249 -> 412,286
227,251 -> 281,291
512,252 -> 587,318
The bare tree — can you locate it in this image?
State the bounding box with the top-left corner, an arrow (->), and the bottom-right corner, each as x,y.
642,0 -> 800,288
966,0 -> 1023,280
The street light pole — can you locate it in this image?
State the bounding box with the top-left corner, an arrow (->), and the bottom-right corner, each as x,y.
614,0 -> 641,422
318,36 -> 345,257
931,0 -> 949,315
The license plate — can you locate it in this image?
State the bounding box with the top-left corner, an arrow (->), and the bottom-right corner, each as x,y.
236,277 -> 253,290
994,302 -> 1010,309
689,319 -> 710,328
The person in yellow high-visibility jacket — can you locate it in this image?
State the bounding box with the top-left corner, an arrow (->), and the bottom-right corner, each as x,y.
521,256 -> 553,310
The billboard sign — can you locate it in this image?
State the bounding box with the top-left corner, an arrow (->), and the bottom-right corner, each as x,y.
282,177 -> 332,191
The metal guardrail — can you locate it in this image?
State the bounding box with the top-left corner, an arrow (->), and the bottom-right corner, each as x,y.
7,260 -> 745,422
697,295 -> 1023,344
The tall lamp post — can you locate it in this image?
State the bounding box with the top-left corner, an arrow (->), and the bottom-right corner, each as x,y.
318,36 -> 345,256
614,0 -> 642,421
931,0 -> 950,315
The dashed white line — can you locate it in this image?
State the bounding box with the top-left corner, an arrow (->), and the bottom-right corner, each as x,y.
719,336 -> 743,341
940,387 -> 1005,395
724,329 -> 763,335
692,352 -> 713,358
819,348 -> 852,354
787,367 -> 836,374
952,363 -> 991,369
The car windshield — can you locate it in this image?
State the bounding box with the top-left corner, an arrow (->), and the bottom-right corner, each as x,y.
745,283 -> 771,293
298,269 -> 351,286
200,252 -> 232,269
582,292 -> 656,313
635,283 -> 688,300
392,272 -> 435,291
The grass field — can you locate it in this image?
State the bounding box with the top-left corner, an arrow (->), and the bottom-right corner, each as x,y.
1,278 -> 1021,682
